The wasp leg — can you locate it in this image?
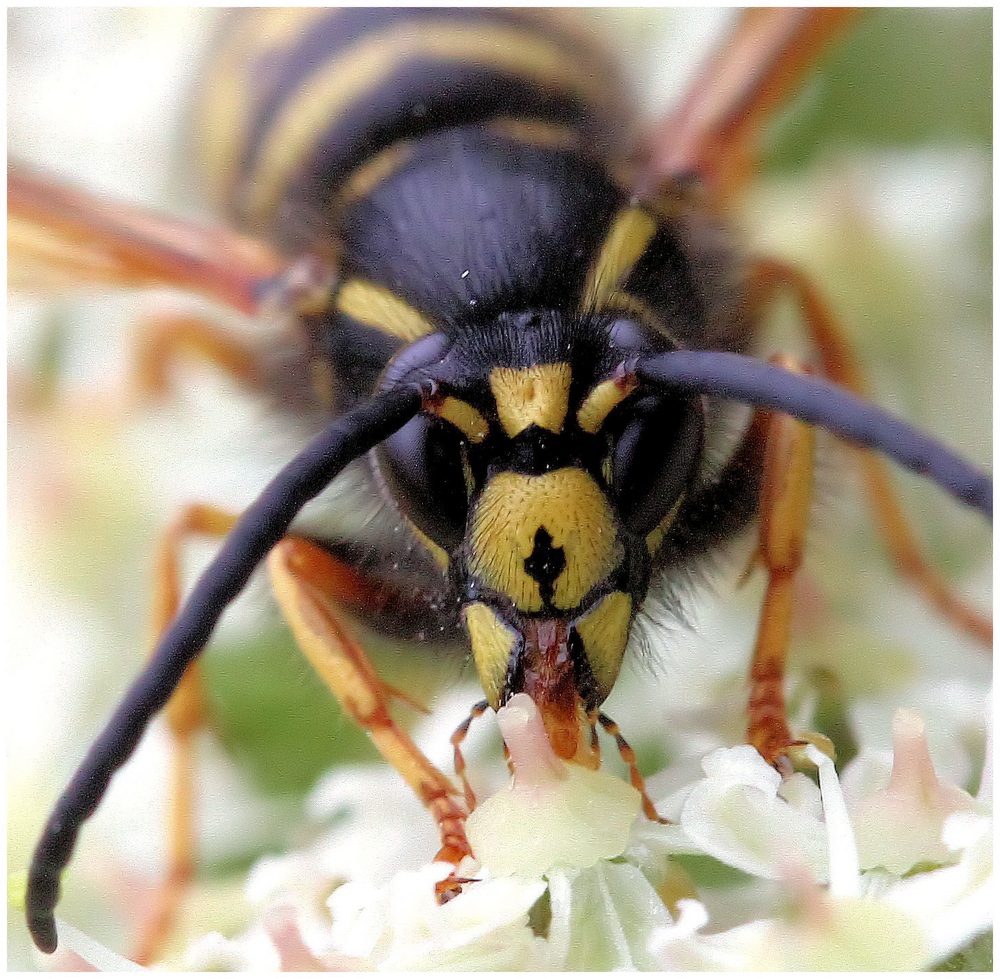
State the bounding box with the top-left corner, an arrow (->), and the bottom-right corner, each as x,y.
267,538 -> 473,886
8,163 -> 284,314
749,258 -> 991,647
450,699 -> 490,812
596,712 -> 668,824
745,356 -> 816,773
638,9 -> 856,201
128,502 -> 239,966
130,311 -> 261,403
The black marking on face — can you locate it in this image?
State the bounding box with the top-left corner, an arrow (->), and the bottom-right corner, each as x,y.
523,526 -> 566,607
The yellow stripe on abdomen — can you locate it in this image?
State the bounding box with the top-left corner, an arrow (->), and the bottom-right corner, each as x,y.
243,21 -> 614,224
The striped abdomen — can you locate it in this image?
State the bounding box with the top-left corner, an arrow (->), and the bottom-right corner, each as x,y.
193,8 -> 634,250
194,10 -> 747,417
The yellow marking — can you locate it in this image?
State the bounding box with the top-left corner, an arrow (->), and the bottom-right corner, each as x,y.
601,289 -> 663,328
573,591 -> 632,702
470,469 -> 621,612
581,207 -> 657,312
576,375 -> 638,434
408,520 -> 450,570
487,116 -> 581,153
336,279 -> 436,342
336,141 -> 415,205
489,364 -> 571,437
645,493 -> 686,556
195,8 -> 330,213
463,602 -> 518,708
432,397 -> 490,444
245,21 -> 612,221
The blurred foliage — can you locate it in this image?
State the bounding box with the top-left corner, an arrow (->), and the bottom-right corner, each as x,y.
933,929 -> 993,972
203,623 -> 468,797
202,626 -> 376,796
765,8 -> 992,171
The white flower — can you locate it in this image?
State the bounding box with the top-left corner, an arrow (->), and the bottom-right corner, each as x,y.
850,708 -> 982,874
163,696 -> 987,972
670,745 -> 829,882
328,864 -> 547,970
465,693 -> 641,877
22,685 -> 990,972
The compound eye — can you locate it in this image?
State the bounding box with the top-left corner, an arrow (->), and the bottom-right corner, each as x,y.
608,394 -> 703,536
376,414 -> 470,551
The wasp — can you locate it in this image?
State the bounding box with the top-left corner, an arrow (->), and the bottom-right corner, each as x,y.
10,8 -> 992,966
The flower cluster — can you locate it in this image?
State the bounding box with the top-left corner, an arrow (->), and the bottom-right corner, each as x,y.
53,686 -> 990,972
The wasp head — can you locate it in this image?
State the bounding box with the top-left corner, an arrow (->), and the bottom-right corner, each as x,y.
377,311 -> 704,760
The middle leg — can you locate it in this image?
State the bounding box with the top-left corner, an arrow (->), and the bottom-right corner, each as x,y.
748,257 -> 991,647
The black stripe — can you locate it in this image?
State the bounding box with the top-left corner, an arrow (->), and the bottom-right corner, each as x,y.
239,8 -> 621,191
298,61 -> 594,199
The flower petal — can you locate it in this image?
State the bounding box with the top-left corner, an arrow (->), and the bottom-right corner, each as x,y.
679,746 -> 828,880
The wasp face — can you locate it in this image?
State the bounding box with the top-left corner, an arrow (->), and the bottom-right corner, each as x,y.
378,311 -> 704,759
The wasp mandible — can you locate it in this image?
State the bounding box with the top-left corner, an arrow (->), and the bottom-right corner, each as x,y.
9,8 -> 991,965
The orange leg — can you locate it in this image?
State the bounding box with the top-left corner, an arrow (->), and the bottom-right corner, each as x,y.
749,258 -> 991,648
130,503 -> 239,966
638,9 -> 856,201
11,306 -> 267,433
267,538 -> 473,880
746,356 -> 815,773
131,312 -> 260,403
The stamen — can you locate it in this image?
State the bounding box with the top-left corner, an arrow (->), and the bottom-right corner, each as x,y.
804,744 -> 860,899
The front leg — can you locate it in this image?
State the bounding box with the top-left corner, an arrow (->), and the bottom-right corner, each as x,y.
267,538 -> 473,873
746,355 -> 816,772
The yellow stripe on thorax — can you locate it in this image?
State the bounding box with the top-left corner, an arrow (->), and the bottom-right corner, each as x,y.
470,468 -> 621,612
336,141 -> 415,206
336,279 -> 436,342
489,364 -> 571,437
581,206 -> 657,312
244,21 -> 611,222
